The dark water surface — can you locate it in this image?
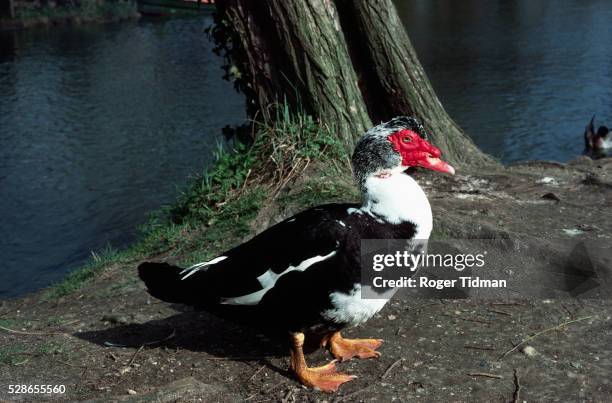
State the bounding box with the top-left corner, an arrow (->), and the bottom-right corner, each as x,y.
397,0 -> 612,162
0,17 -> 245,297
2,2 -> 612,298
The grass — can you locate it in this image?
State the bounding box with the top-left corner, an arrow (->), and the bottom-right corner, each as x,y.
43,244 -> 125,299
0,341 -> 65,366
0,344 -> 26,366
279,178 -> 358,209
43,106 -> 354,297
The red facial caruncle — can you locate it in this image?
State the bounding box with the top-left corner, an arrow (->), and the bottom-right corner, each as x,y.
387,129 -> 455,175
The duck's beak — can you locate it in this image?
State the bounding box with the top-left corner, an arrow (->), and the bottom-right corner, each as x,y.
415,141 -> 455,175
419,154 -> 455,175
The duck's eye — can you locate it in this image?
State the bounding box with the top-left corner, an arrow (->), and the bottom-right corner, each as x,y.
402,137 -> 411,143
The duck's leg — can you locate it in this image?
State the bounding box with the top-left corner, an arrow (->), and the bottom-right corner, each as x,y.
289,332 -> 355,392
321,331 -> 383,361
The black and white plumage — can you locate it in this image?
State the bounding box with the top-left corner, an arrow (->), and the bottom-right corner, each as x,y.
138,116 -> 454,392
584,115 -> 611,157
140,204 -> 417,330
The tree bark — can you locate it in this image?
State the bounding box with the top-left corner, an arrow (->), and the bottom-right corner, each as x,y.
214,0 -> 494,167
215,0 -> 372,148
1,0 -> 16,18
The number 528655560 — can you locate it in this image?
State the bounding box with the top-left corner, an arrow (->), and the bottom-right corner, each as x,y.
8,385 -> 66,394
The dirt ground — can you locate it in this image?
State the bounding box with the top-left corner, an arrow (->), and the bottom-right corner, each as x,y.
0,156 -> 611,402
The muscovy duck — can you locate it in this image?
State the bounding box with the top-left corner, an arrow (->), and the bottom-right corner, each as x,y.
138,116 -> 455,392
584,115 -> 611,155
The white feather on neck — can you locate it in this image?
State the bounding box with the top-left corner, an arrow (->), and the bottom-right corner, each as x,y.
358,166 -> 432,239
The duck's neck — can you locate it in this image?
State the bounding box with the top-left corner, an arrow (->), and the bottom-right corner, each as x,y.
360,171 -> 432,239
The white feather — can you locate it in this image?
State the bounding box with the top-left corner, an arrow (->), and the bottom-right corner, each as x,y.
180,256 -> 228,280
220,250 -> 337,305
322,284 -> 396,326
360,168 -> 432,239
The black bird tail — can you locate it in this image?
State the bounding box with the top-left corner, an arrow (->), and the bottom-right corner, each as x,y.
138,262 -> 190,303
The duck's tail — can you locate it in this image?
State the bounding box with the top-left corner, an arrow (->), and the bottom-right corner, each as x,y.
138,262 -> 191,304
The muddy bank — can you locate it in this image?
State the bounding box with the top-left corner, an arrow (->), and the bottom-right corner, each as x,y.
0,156 -> 610,402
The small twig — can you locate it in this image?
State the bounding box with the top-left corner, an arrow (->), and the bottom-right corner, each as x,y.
241,168 -> 252,192
264,380 -> 287,394
460,317 -> 492,324
487,309 -> 512,317
0,325 -> 65,336
442,314 -> 492,325
248,364 -> 266,382
467,372 -> 503,379
103,327 -> 176,348
382,358 -> 403,379
77,366 -> 89,389
53,358 -> 88,368
281,387 -> 295,403
272,158 -> 303,198
498,315 -> 594,360
202,355 -> 265,361
512,368 -> 521,403
60,319 -> 80,327
126,345 -> 144,368
464,345 -> 495,351
244,391 -> 259,401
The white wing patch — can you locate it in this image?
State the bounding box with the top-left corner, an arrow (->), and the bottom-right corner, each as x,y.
336,220 -> 346,227
220,250 -> 337,306
180,256 -> 228,280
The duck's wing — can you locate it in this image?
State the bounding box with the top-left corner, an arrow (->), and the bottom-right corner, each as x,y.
138,203 -> 357,307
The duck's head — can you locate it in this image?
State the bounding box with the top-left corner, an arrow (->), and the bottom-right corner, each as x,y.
593,126 -> 610,150
352,117 -> 455,188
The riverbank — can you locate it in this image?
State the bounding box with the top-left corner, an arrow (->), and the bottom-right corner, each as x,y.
0,115 -> 611,401
0,0 -> 139,31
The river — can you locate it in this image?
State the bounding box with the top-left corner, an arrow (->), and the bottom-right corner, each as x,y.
0,16 -> 245,297
397,0 -> 612,162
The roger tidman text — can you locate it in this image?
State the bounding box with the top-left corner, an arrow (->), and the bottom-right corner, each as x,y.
372,276 -> 507,289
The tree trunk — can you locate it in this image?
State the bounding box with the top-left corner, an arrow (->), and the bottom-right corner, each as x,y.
215,0 -> 371,148
214,0 -> 494,167
1,0 -> 16,18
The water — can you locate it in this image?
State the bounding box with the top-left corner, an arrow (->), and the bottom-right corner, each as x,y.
397,0 -> 612,162
2,3 -> 612,298
0,17 -> 245,298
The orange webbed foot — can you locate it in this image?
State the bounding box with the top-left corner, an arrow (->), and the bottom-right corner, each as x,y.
322,332 -> 384,362
294,361 -> 356,392
290,332 -> 355,393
